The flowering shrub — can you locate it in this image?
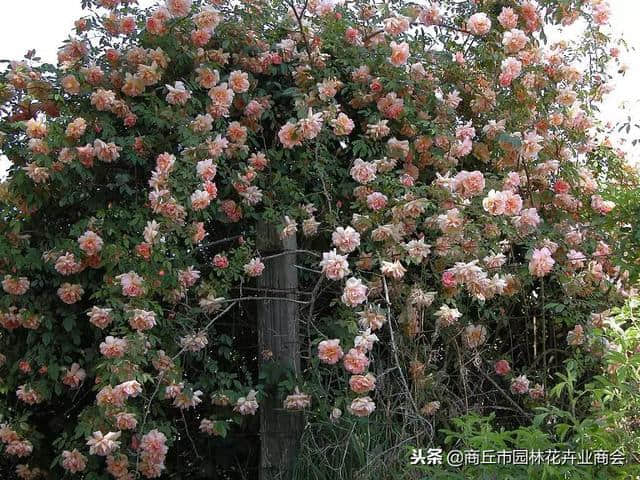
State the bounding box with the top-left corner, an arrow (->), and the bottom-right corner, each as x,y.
0,0 -> 638,478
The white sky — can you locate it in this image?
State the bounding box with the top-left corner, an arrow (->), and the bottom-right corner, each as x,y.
0,0 -> 639,178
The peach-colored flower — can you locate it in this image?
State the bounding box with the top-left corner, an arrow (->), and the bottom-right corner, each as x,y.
502,29 -> 528,53
350,158 -> 377,184
16,385 -> 43,405
332,226 -> 360,253
434,304 -> 462,328
283,387 -> 311,410
88,306 -> 112,329
62,75 -> 81,95
129,309 -> 156,331
342,277 -> 368,307
349,373 -> 376,394
591,194 -> 615,214
331,113 -> 355,136
180,331 -> 208,352
567,324 -> 585,346
343,348 -> 369,374
166,81 -> 191,105
62,363 -> 86,388
318,339 -> 344,364
482,190 -> 507,215
93,139 -> 121,163
453,170 -> 485,198
196,67 -> 220,89
6,440 -> 33,457
116,271 -> 144,297
529,247 -> 555,277
320,249 -> 350,280
381,260 -> 406,280
195,6 -> 222,30
2,275 -> 30,295
463,324 -> 487,349
243,258 -> 265,277
494,359 -> 511,376
278,122 -> 301,149
99,336 -> 128,358
510,375 -> 530,394
389,41 -> 410,66
234,390 -> 259,415
78,230 -> 103,256
62,449 -> 87,473
191,28 -> 212,47
419,4 -> 441,25
229,70 -> 250,93
91,88 -> 116,111
25,118 -> 47,139
57,283 -> 84,304
66,117 -> 87,139
498,7 -> 518,29
87,431 -> 121,456
348,397 -> 376,417
366,192 -> 388,211
55,252 -> 82,276
467,12 -> 491,35
166,0 -> 192,17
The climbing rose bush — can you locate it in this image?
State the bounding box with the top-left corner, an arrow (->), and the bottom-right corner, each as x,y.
0,0 -> 637,477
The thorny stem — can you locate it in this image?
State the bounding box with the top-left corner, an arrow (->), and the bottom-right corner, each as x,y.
285,0 -> 313,60
219,295 -> 310,305
381,274 -> 424,423
136,302 -> 238,473
477,368 -> 531,418
363,21 -> 476,43
261,249 -> 321,261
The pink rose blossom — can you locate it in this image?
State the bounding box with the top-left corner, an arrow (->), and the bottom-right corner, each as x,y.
494,359 -> 511,376
116,271 -> 144,297
343,348 -> 369,374
234,390 -> 259,415
467,12 -> 491,35
320,249 -> 350,280
510,375 -> 530,394
348,396 -> 376,417
341,277 -> 368,307
529,247 -> 555,277
366,192 -> 388,211
88,306 -> 113,329
87,431 -> 121,456
57,283 -> 84,304
243,258 -> 265,277
349,373 -> 376,394
100,336 -> 128,358
62,449 -> 87,473
318,339 -> 344,364
389,41 -> 410,66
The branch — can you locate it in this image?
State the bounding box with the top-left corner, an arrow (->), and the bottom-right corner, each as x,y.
380,274 -> 426,425
261,249 -> 320,260
363,21 -> 476,43
477,367 -> 531,418
220,296 -> 310,305
284,0 -> 313,60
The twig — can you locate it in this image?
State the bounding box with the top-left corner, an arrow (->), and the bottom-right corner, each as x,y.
477,368 -> 531,418
380,274 -> 424,423
284,0 -> 312,60
181,409 -> 201,459
220,296 -> 310,305
197,235 -> 242,249
261,249 -> 320,261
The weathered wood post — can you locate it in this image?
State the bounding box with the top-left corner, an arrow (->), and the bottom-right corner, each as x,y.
256,221 -> 302,480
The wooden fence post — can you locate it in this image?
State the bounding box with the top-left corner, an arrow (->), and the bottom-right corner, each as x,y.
256,221 -> 302,480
